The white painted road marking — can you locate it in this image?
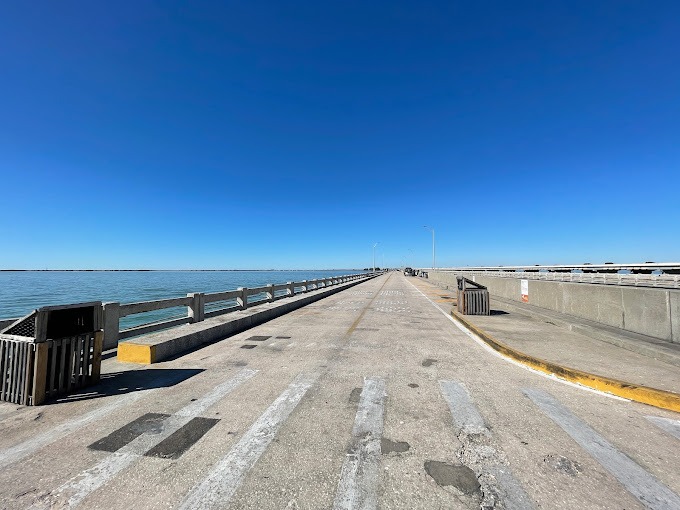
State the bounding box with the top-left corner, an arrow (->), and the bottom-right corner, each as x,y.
333,377 -> 386,510
0,369 -> 188,471
439,381 -> 534,510
33,368 -> 257,509
439,380 -> 488,435
525,388 -> 680,510
646,416 -> 680,441
179,372 -> 319,510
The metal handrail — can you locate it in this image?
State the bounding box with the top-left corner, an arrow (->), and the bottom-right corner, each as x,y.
431,270 -> 680,289
431,262 -> 680,274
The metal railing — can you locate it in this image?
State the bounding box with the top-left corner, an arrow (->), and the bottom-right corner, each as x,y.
432,262 -> 680,275
103,273 -> 376,348
430,269 -> 680,289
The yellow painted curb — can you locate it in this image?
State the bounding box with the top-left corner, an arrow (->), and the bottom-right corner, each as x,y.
451,310 -> 680,413
117,342 -> 156,364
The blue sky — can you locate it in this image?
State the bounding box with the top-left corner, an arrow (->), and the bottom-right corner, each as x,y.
1,1 -> 678,269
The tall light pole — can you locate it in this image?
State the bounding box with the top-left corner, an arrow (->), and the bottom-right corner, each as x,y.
423,226 -> 435,270
372,242 -> 379,273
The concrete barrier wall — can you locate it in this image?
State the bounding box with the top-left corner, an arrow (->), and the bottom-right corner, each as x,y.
427,271 -> 680,344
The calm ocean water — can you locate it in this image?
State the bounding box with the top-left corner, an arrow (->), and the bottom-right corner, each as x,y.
0,270 -> 367,329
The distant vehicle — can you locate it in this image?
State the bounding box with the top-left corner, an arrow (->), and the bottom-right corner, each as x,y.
404,267 -> 414,276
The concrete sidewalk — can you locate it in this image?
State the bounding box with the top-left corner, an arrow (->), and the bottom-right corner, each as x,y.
412,277 -> 680,395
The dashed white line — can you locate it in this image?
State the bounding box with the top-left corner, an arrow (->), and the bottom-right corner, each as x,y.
440,381 -> 534,509
333,377 -> 386,510
0,370 -> 189,470
439,380 -> 488,435
179,372 -> 319,510
34,368 -> 257,508
525,388 -> 680,510
646,415 -> 680,441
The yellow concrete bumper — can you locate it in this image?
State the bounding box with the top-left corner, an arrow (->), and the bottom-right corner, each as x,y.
117,342 -> 156,364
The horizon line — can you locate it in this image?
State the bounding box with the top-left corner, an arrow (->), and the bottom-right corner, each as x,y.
0,268 -> 373,272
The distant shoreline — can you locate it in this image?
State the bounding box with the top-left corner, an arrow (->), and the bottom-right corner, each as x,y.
0,269 -> 365,272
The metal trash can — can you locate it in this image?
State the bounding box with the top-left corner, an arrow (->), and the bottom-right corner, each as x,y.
0,302 -> 103,405
457,277 -> 490,315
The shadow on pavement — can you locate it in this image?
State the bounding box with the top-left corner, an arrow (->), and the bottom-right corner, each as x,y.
52,368 -> 204,404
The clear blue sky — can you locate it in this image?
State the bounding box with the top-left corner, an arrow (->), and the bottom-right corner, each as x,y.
1,1 -> 678,269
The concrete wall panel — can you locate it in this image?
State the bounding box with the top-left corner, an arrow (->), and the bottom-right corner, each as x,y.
530,280 -> 565,312
669,291 -> 680,344
427,271 -> 680,343
620,287 -> 672,341
561,283 -> 625,329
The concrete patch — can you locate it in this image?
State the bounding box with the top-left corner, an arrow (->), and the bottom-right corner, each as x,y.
422,358 -> 438,367
241,345 -> 257,349
145,417 -> 220,460
381,438 -> 410,454
89,413 -> 169,453
424,460 -> 480,495
543,454 -> 582,477
349,388 -> 362,404
247,335 -> 271,342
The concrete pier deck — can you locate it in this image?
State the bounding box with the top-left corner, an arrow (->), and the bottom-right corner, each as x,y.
0,273 -> 679,509
412,277 -> 680,395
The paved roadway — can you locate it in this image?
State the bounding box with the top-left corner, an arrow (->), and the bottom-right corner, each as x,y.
0,273 -> 679,509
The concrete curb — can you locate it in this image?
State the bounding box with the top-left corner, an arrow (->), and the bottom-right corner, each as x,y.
451,309 -> 680,413
118,275 -> 378,364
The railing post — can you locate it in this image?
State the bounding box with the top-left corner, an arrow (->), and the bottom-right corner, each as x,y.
287,282 -> 294,297
237,287 -> 248,309
92,330 -> 104,383
31,342 -> 49,405
187,293 -> 205,323
302,280 -> 308,293
102,302 -> 120,350
266,284 -> 274,302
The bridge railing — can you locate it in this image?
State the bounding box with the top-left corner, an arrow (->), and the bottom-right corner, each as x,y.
103,273 -> 375,349
431,270 -> 680,289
